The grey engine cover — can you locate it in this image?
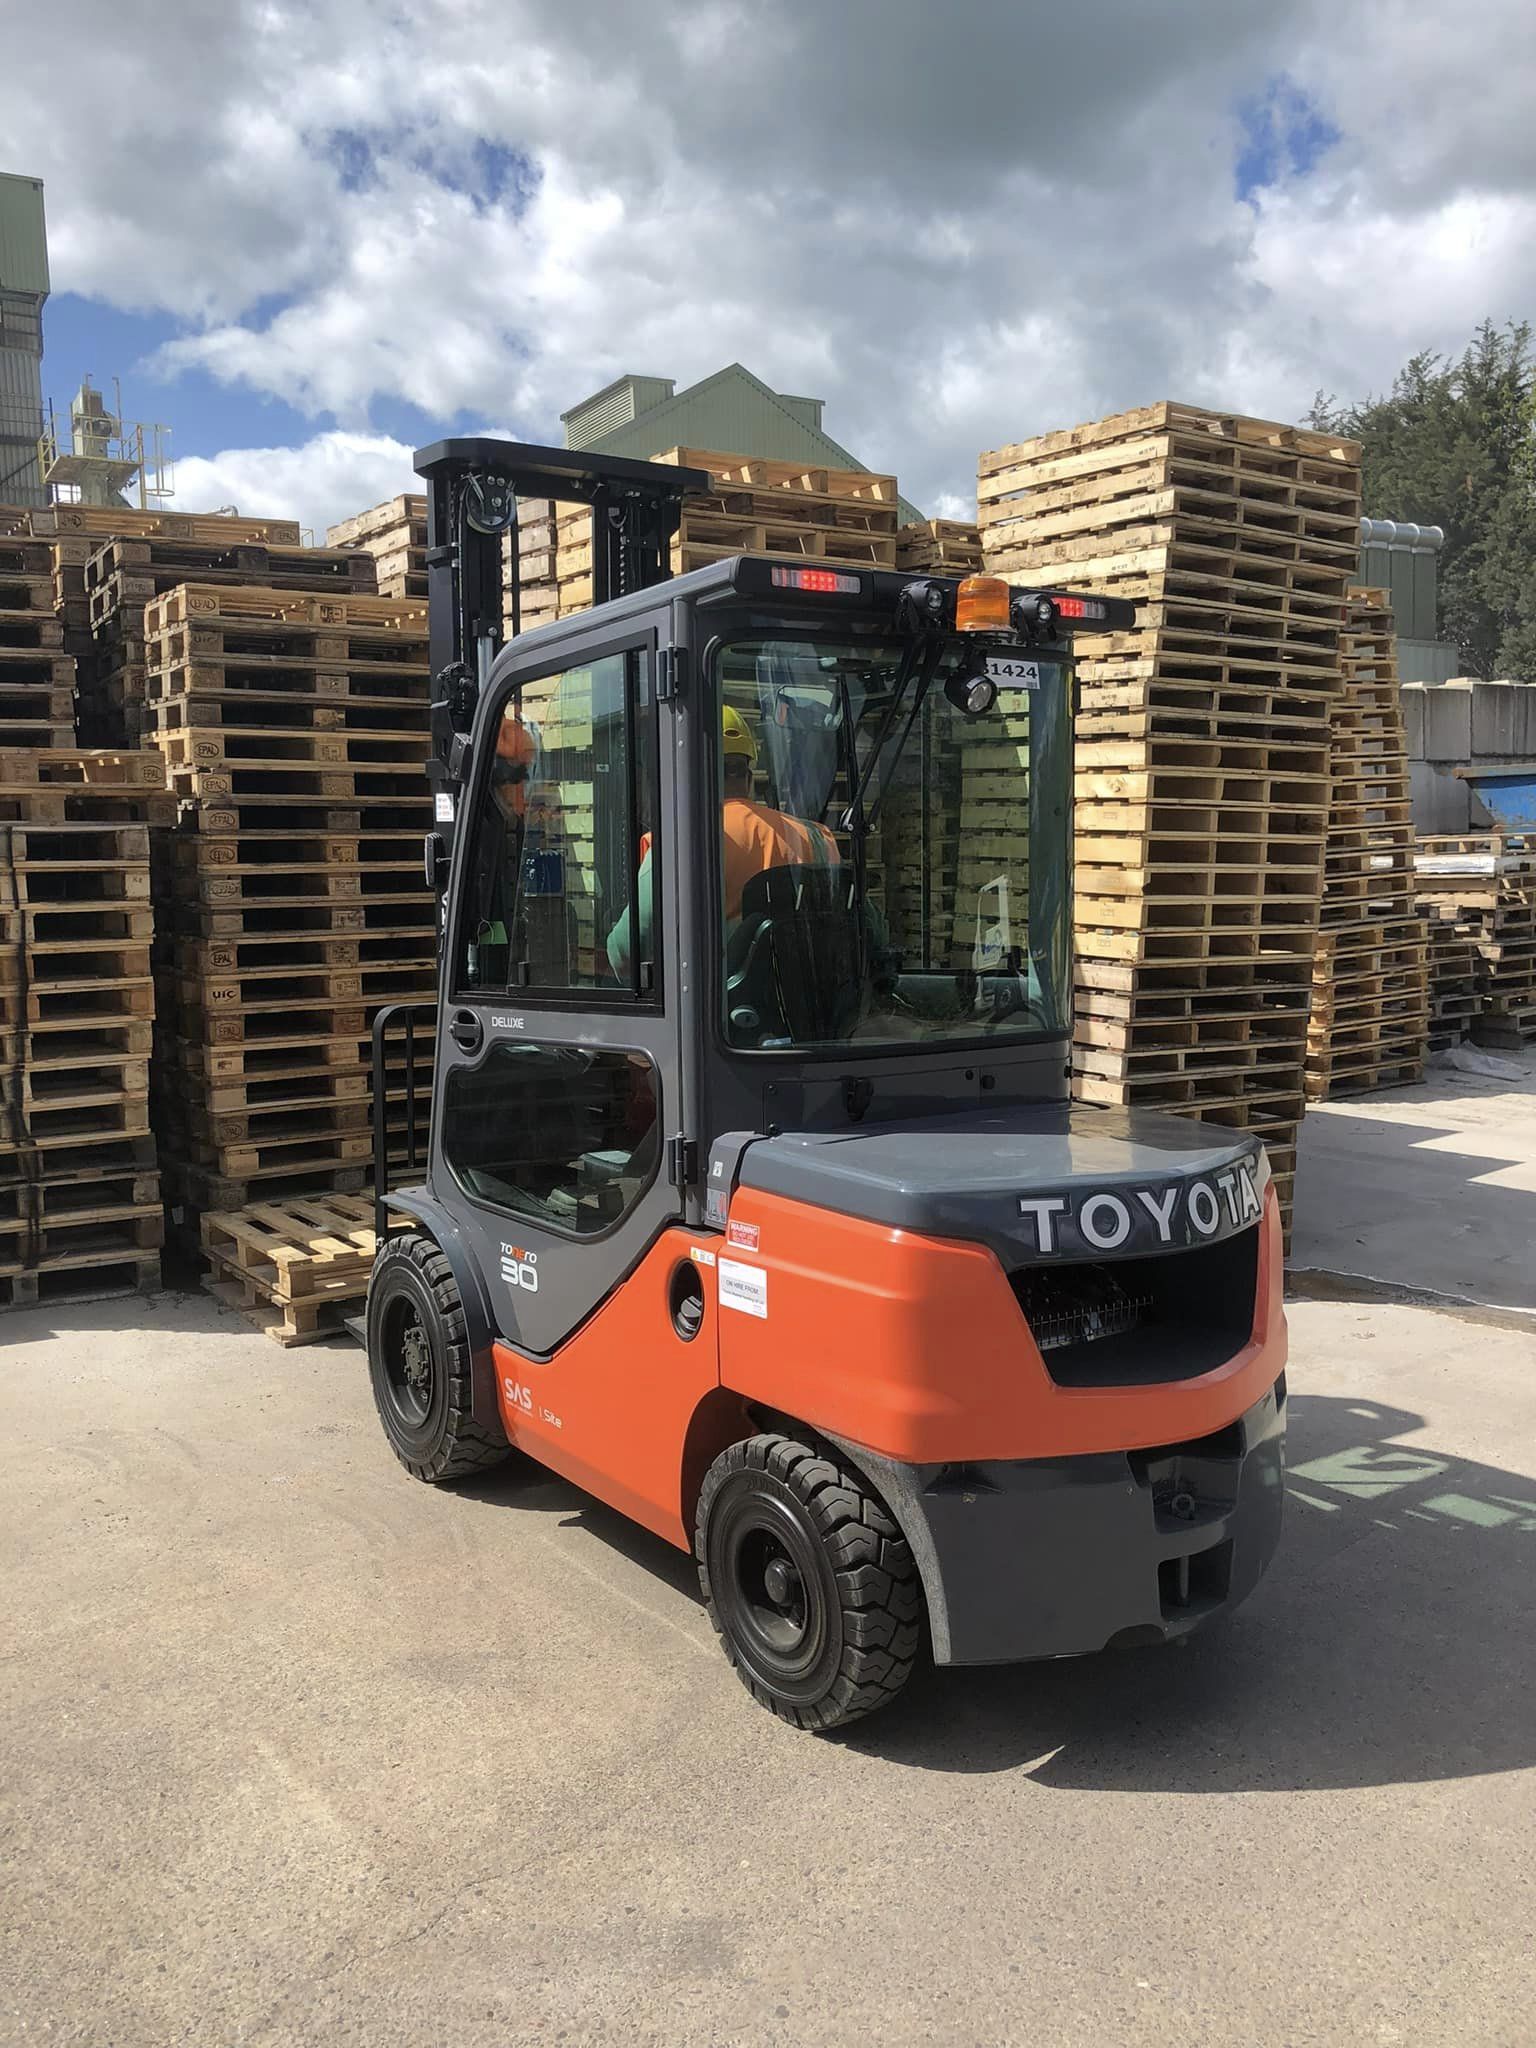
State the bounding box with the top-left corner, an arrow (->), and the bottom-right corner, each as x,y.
735,1103 -> 1268,1267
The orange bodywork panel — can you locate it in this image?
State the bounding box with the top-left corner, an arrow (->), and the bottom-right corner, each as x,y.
491,1229 -> 727,1552
491,1186 -> 1285,1553
714,1184 -> 1286,1464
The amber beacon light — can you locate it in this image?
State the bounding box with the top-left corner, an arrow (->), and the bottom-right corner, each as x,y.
954,574 -> 1012,633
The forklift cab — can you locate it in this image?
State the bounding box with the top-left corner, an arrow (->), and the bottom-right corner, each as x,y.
425,551 -> 1085,1354
367,440 -> 1287,1732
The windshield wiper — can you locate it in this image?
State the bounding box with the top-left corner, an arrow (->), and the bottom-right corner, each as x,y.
837,635 -> 945,834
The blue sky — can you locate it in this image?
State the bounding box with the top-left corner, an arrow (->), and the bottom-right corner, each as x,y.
41,291 -> 483,467
41,293 -> 313,453
1235,77 -> 1342,203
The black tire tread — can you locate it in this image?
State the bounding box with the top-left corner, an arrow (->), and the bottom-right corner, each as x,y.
696,1431 -> 923,1732
370,1232 -> 509,1484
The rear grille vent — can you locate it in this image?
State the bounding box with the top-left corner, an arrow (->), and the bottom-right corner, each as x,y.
1012,1265 -> 1152,1353
1009,1227 -> 1260,1389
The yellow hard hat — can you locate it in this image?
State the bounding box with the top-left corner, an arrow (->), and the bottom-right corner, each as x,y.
721,703 -> 758,768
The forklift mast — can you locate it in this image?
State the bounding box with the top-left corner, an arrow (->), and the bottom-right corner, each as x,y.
414,437 -> 712,849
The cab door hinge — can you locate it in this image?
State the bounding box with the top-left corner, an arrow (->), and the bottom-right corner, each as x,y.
657,645 -> 686,702
667,1134 -> 699,1188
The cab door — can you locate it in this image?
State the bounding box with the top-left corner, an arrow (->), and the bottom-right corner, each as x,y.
430,617 -> 684,1359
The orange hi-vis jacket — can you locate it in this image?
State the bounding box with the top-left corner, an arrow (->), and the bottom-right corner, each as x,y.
494,712 -> 538,819
637,800 -> 840,919
719,798 -> 840,918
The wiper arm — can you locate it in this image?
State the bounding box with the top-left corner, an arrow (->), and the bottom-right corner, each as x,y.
837,633 -> 944,833
867,639 -> 943,832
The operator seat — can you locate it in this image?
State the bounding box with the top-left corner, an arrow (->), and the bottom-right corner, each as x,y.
725,863 -> 867,1046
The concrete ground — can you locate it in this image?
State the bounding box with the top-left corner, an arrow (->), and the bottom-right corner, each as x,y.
4,1090 -> 1535,2045
1293,1043 -> 1536,1313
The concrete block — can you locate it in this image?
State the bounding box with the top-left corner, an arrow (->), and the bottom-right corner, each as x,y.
1423,682 -> 1472,763
1410,760 -> 1472,835
1471,681 -> 1518,756
1401,683 -> 1425,759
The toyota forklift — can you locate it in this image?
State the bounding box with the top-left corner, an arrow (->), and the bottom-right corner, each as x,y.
365,437 -> 1287,1731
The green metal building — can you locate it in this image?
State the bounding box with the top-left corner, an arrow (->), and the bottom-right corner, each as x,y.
0,171 -> 49,508
562,363 -> 924,525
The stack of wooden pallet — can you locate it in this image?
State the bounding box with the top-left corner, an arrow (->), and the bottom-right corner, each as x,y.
510,449 -> 900,624
1415,836 -> 1536,1048
895,518 -> 984,576
141,585 -> 439,1225
503,498 -> 561,634
28,505 -> 306,745
1,748 -> 171,1308
80,524 -> 365,748
0,528 -> 75,750
326,495 -> 428,599
1303,589 -> 1428,1099
979,401 -> 1362,1227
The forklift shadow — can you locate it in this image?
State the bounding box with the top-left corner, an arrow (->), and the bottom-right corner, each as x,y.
452,1460 -> 705,1605
844,1392 -> 1536,1791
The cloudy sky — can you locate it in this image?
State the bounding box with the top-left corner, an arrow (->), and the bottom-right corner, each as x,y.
5,0 -> 1535,534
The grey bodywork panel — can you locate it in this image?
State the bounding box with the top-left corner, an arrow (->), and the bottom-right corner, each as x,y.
827,1377 -> 1286,1664
737,1102 -> 1268,1265
382,1187 -> 503,1429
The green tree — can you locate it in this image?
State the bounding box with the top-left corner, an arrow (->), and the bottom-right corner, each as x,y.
1309,320 -> 1536,678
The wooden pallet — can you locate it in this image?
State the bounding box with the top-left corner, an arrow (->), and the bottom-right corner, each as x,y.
1415,834 -> 1536,1047
201,1191 -> 375,1298
325,497 -> 429,600
27,505 -> 302,545
86,535 -> 376,599
1,1251 -> 160,1311
205,1272 -> 355,1346
895,519 -> 984,575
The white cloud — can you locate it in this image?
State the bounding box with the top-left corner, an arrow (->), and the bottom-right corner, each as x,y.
169,432 -> 418,538
5,0 -> 1536,523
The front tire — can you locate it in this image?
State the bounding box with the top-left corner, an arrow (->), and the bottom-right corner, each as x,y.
695,1433 -> 923,1731
366,1232 -> 509,1483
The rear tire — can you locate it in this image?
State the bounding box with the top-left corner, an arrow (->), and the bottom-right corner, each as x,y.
367,1232 -> 509,1483
695,1433 -> 923,1731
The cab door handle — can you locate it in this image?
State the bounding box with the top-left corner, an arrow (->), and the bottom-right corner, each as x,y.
449,1009 -> 484,1056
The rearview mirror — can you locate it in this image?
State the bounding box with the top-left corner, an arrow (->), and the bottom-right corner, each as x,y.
423,831 -> 450,895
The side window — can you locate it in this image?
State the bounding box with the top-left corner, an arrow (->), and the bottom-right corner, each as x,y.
442,1042 -> 660,1237
456,647 -> 656,997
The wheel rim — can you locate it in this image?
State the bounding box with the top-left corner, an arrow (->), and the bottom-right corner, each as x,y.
383,1295 -> 435,1426
712,1484 -> 834,1699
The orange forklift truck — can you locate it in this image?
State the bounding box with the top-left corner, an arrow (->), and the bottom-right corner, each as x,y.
364,439 -> 1286,1730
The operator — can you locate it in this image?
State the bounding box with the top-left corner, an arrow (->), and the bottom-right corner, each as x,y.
467,706 -> 540,977
605,704 -> 840,977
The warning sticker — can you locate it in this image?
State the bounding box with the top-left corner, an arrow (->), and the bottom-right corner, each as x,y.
726,1219 -> 760,1252
718,1258 -> 768,1319
689,1245 -> 716,1268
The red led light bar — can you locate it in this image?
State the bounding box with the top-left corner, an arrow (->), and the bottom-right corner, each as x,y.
1050,594 -> 1107,621
770,566 -> 862,595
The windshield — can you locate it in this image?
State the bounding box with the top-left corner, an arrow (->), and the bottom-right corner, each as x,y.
715,634 -> 1071,1053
